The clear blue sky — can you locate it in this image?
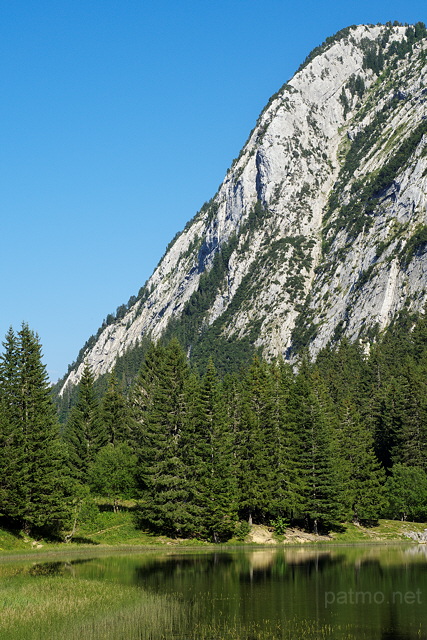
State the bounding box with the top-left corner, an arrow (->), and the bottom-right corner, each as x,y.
1,0 -> 426,381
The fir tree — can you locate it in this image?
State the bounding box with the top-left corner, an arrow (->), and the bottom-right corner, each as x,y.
100,370 -> 132,446
394,365 -> 427,471
181,370 -> 205,533
0,325 -> 70,533
237,357 -> 272,524
17,324 -> 70,533
384,464 -> 427,521
369,377 -> 403,472
0,328 -> 26,520
63,362 -> 107,482
316,338 -> 366,407
0,327 -> 20,419
338,399 -> 387,523
266,360 -> 303,522
133,339 -> 193,536
295,368 -> 343,533
185,360 -> 237,541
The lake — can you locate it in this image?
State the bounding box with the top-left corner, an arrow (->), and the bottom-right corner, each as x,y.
1,545 -> 427,639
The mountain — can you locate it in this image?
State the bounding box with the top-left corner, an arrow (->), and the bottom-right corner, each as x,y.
59,22 -> 427,394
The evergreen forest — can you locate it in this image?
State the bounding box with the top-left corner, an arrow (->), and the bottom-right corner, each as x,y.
2,313 -> 427,543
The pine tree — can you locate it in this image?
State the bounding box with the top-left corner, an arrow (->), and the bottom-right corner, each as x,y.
394,365 -> 427,471
295,367 -> 343,533
133,339 -> 193,536
0,403 -> 26,520
181,370 -> 205,534
384,463 -> 427,521
0,328 -> 26,520
18,324 -> 70,533
266,360 -> 303,523
0,327 -> 20,418
236,357 -> 272,524
338,399 -> 387,523
0,325 -> 70,533
316,338 -> 366,407
100,370 -> 132,446
63,362 -> 107,482
369,377 -> 403,472
185,360 -> 237,541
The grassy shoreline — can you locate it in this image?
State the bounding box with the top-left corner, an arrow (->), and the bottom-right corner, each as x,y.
0,511 -> 426,561
1,528 -> 426,640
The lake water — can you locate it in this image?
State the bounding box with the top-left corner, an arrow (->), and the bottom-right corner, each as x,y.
3,544 -> 427,639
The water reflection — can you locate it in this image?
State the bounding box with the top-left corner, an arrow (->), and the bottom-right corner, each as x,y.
9,545 -> 427,639
5,556 -> 94,578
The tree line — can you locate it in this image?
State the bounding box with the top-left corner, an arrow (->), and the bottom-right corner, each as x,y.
1,313 -> 427,541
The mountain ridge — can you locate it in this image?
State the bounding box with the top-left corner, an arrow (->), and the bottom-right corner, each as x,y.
59,22 -> 427,394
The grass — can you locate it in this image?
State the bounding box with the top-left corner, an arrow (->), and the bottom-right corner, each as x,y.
0,563 -> 386,640
0,566 -> 397,640
187,620 -> 379,639
0,507 -> 172,555
0,565 -> 185,640
0,509 -> 425,558
0,527 -> 33,552
329,519 -> 427,543
78,509 -> 157,545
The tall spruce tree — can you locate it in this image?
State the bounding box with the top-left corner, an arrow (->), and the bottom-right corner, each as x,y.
100,370 -> 132,446
394,365 -> 427,471
63,362 -> 107,482
316,338 -> 366,407
369,377 -> 403,472
266,360 -> 303,522
0,328 -> 26,520
17,325 -> 70,533
0,328 -> 20,415
181,370 -> 205,534
295,368 -> 343,533
133,340 -> 193,536
237,357 -> 272,524
0,325 -> 70,533
185,360 -> 237,541
384,463 -> 427,521
338,399 -> 387,523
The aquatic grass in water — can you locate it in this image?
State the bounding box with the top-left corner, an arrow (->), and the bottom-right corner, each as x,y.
0,573 -> 184,640
1,546 -> 426,639
0,582 -> 401,640
0,569 -> 369,640
186,620 -> 376,639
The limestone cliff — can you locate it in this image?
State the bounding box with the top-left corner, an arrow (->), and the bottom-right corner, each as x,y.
60,23 -> 427,392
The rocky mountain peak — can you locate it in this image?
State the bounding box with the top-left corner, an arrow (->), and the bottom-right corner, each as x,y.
60,23 -> 427,394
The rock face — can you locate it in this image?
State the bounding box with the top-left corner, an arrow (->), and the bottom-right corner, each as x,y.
60,23 -> 427,392
404,529 -> 427,543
